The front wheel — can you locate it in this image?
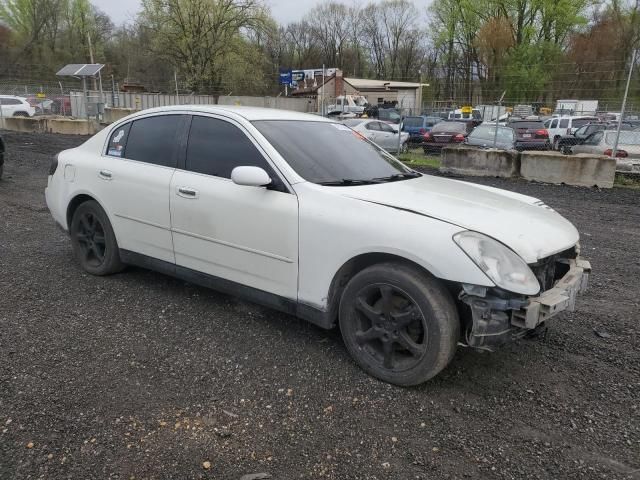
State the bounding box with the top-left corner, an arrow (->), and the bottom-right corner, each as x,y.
339,263 -> 459,386
69,200 -> 124,276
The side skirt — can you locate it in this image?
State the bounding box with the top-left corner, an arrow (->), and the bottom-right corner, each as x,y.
119,249 -> 334,330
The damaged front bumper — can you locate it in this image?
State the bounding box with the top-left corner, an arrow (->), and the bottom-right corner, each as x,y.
460,258 -> 591,351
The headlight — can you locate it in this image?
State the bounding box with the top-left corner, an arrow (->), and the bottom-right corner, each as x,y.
453,231 -> 540,295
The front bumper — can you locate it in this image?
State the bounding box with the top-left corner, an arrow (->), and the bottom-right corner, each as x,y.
511,258 -> 591,329
461,257 -> 591,350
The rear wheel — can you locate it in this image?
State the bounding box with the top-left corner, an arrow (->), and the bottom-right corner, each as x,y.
69,200 -> 124,276
13,111 -> 29,117
339,263 -> 459,386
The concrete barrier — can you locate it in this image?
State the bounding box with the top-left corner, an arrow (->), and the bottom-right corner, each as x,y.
2,116 -> 46,133
1,116 -> 101,135
103,107 -> 138,124
520,152 -> 615,188
440,146 -> 520,178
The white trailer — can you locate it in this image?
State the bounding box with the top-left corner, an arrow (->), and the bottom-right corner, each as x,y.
555,100 -> 599,116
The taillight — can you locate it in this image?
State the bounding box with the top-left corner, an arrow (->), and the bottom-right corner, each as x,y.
536,129 -> 548,137
49,154 -> 59,176
604,149 -> 628,158
419,128 -> 426,134
453,134 -> 465,142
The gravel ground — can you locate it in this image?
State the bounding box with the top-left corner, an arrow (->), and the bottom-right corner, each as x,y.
0,130 -> 638,480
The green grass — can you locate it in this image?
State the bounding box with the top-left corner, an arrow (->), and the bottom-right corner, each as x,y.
614,173 -> 640,188
398,151 -> 441,168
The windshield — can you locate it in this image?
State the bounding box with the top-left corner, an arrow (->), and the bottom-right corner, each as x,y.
253,120 -> 416,185
572,118 -> 598,128
510,121 -> 544,129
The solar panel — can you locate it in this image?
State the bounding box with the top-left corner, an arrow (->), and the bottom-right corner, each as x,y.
56,64 -> 105,77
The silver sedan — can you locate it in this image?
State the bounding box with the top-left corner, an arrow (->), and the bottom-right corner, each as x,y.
343,119 -> 410,153
572,130 -> 640,173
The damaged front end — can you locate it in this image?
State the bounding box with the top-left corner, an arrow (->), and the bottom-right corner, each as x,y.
458,248 -> 591,351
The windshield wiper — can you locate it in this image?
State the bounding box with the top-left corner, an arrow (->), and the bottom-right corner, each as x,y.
317,179 -> 383,186
372,172 -> 422,182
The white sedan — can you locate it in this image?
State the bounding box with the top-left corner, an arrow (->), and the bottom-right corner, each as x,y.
46,106 -> 590,386
343,118 -> 410,153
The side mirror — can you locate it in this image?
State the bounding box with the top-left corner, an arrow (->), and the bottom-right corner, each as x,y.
231,166 -> 271,187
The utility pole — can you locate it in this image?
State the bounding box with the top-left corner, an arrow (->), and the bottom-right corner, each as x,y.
174,71 -> 180,105
612,49 -> 637,158
87,32 -> 97,90
493,91 -> 506,148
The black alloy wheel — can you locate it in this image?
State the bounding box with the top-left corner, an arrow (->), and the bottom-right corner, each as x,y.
75,211 -> 107,268
70,200 -> 124,276
350,283 -> 427,372
339,263 -> 459,386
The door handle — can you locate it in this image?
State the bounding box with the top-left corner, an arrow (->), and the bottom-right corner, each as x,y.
98,170 -> 113,180
177,187 -> 199,198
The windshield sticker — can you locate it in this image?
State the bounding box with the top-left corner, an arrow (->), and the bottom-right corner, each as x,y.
113,129 -> 125,143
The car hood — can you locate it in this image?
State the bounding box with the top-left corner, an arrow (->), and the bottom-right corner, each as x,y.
339,175 -> 579,263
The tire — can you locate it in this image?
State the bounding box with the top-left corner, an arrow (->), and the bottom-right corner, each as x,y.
13,111 -> 29,117
561,145 -> 571,155
339,262 -> 460,386
69,200 -> 124,276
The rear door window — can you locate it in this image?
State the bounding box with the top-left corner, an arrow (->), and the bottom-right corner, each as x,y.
106,123 -> 131,157
186,115 -> 275,179
124,115 -> 184,167
559,119 -> 569,128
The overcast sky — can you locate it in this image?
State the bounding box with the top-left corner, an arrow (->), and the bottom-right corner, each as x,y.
89,0 -> 351,26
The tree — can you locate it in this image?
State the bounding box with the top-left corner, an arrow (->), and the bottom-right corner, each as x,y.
139,0 -> 267,92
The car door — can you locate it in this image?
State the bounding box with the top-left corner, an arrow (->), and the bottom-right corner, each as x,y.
363,121 -> 380,142
1,98 -> 17,116
170,114 -> 298,300
572,131 -> 604,155
92,114 -> 186,263
377,122 -> 398,150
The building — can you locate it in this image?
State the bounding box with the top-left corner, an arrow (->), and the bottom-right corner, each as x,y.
290,69 -> 423,114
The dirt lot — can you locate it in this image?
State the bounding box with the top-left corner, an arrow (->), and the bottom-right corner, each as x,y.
0,130 -> 638,480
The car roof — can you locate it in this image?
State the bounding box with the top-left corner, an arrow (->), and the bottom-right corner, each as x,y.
129,105 -> 334,123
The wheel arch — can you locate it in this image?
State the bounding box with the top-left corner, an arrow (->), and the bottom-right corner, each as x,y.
324,252 -> 442,327
66,193 -> 108,231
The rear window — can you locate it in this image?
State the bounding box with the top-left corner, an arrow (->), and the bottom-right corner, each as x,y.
572,118 -> 598,128
403,117 -> 424,128
432,122 -> 468,134
510,121 -> 544,129
606,132 -> 640,145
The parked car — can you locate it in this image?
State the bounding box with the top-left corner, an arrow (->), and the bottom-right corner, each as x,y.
45,106 -> 591,386
402,116 -> 442,144
343,118 -> 409,153
422,120 -> 475,154
544,116 -> 598,150
557,123 -> 632,154
0,133 -> 5,179
507,119 -> 550,151
572,130 -> 640,173
465,124 -> 516,150
26,96 -> 55,115
0,95 -> 36,117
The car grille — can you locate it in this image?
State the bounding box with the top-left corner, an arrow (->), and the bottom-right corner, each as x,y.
530,246 -> 577,292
